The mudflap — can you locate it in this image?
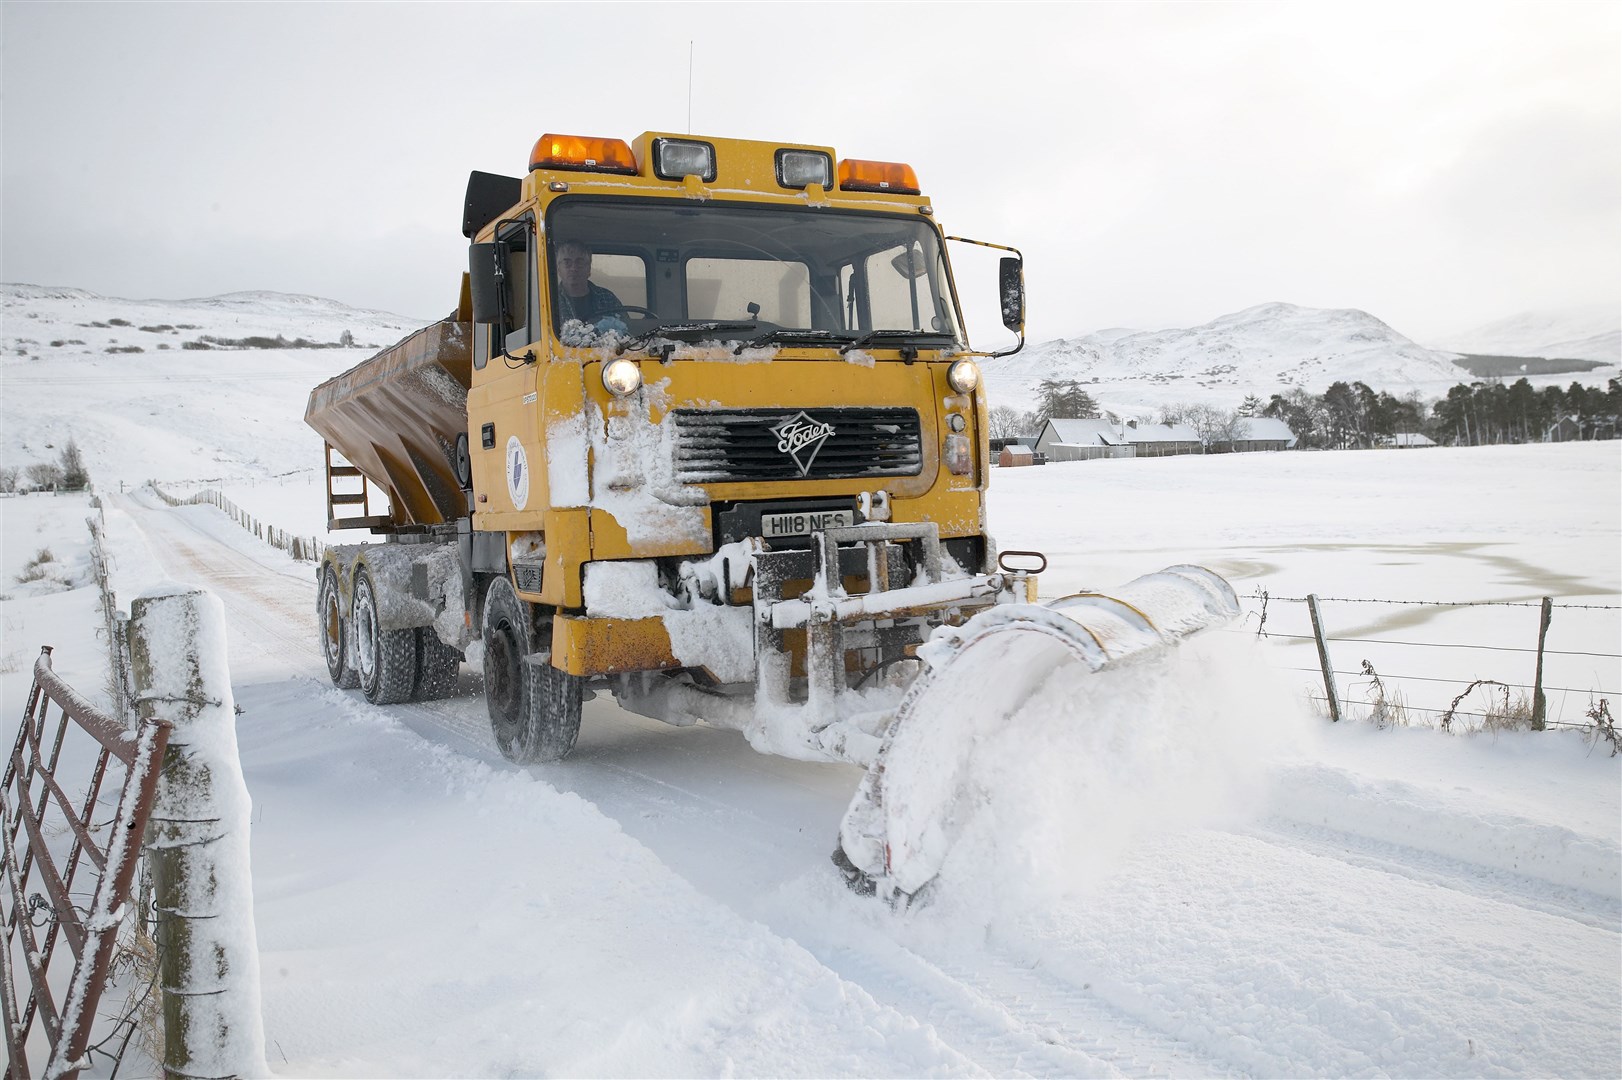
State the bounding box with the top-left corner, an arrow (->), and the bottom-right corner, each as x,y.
834,564 -> 1240,903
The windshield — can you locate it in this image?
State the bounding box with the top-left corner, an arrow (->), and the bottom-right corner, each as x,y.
546,199 -> 963,348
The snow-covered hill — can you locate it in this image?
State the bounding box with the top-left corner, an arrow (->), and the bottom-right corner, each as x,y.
985,302 -> 1479,416
1,282 -> 427,344
1,284 -> 426,483
4,286 -> 1616,485
1428,304 -> 1622,363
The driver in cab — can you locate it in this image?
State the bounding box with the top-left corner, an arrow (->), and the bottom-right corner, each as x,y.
554,240 -> 628,345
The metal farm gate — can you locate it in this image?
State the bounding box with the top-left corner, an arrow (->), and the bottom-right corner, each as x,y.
2,647 -> 171,1080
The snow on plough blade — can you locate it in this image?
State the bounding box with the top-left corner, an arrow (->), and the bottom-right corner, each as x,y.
835,565 -> 1240,901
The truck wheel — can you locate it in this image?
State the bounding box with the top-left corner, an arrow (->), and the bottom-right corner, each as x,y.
353,568 -> 418,705
482,577 -> 582,763
413,628 -> 463,701
318,565 -> 358,689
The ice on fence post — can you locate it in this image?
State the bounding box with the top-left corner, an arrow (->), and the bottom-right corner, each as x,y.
130,585 -> 269,1079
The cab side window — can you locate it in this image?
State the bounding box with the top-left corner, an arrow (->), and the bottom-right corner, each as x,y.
495,219 -> 537,358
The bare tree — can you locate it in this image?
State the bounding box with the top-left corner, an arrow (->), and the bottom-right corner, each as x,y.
987,405 -> 1030,441
25,461 -> 64,490
1161,401 -> 1242,448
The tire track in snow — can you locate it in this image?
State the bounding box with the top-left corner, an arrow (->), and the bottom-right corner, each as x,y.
799,938 -> 1121,1078
114,493 -> 322,670
932,948 -> 1246,1078
1240,818 -> 1621,931
118,494 -> 510,759
793,932 -> 1246,1079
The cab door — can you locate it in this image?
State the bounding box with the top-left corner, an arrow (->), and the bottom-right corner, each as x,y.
468,215 -> 545,528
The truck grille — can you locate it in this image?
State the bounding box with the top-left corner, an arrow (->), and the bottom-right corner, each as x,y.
671,408 -> 923,484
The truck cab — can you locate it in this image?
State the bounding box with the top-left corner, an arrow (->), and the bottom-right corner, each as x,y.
310,130 -> 1026,765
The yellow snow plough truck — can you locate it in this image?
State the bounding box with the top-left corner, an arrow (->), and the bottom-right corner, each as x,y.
306,131 -> 1239,900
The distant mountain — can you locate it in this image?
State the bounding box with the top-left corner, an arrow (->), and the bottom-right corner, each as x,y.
1428,305 -> 1621,363
987,302 -> 1470,415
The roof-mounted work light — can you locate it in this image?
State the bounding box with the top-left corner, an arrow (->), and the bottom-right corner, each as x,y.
837,158 -> 920,194
776,149 -> 833,190
652,138 -> 716,182
530,133 -> 638,175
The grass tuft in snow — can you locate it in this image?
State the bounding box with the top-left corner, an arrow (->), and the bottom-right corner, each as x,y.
15,546 -> 57,583
1584,697 -> 1619,757
1440,679 -> 1535,734
1355,660 -> 1412,729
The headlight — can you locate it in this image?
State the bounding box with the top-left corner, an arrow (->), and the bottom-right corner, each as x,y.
947,358 -> 981,394
601,358 -> 642,397
652,138 -> 716,182
776,149 -> 833,189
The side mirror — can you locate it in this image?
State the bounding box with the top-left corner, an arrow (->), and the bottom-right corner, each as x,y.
468,242 -> 508,325
998,256 -> 1025,333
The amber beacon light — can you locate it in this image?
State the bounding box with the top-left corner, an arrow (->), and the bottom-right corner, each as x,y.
530,133 -> 638,174
837,158 -> 920,194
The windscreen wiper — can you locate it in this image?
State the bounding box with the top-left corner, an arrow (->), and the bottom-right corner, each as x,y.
616,320 -> 762,354
837,328 -> 950,355
732,328 -> 849,355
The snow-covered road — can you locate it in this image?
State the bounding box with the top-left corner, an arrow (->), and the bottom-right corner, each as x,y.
89,486 -> 1621,1078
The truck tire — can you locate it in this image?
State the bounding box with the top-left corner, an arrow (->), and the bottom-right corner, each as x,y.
482,577 -> 582,763
413,628 -> 462,701
318,564 -> 359,689
353,568 -> 418,705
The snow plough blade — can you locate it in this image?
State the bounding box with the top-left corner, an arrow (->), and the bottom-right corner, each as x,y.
834,564 -> 1240,901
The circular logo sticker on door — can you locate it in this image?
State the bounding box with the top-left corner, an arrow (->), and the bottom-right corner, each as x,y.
505,435 -> 530,510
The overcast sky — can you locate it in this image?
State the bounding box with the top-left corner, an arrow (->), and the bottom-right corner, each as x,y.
2,1 -> 1617,345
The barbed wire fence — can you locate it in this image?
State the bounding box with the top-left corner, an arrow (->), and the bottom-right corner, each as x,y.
1239,589 -> 1621,753
147,481 -> 326,563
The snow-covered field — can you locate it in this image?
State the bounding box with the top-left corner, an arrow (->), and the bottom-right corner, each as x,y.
2,287 -> 1620,1076
2,439 -> 1618,1076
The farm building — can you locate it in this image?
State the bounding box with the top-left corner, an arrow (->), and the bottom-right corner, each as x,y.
998,443 -> 1037,467
1036,417 -> 1205,460
1035,418 -> 1134,462
1213,416 -> 1297,453
1381,432 -> 1438,448
1120,420 -> 1202,458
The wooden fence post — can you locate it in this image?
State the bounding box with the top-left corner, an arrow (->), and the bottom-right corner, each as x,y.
130,587 -> 268,1079
1307,593 -> 1343,723
1531,596 -> 1553,731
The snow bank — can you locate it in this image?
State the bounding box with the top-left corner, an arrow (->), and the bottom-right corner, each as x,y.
913,631 -> 1303,910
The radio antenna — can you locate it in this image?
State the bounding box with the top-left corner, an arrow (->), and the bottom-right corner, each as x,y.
687,41 -> 694,132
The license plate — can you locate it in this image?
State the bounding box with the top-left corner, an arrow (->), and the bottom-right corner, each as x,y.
760,509 -> 854,538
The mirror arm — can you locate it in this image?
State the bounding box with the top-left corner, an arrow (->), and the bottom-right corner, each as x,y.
945,235 -> 1026,359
